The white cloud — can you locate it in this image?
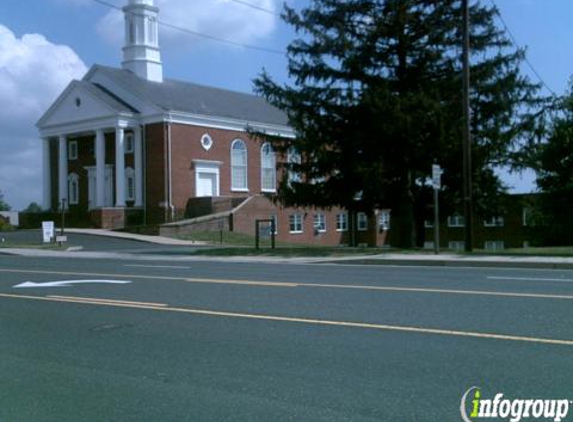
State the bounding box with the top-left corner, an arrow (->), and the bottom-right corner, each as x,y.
0,25 -> 87,210
96,0 -> 278,49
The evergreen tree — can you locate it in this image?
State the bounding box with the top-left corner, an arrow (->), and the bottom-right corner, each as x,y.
0,190 -> 10,212
534,86 -> 573,245
254,0 -> 543,247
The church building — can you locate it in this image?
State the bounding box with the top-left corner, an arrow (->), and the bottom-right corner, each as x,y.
37,0 -> 390,246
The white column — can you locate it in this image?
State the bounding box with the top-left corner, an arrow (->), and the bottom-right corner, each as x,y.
115,127 -> 126,207
134,126 -> 143,207
42,137 -> 52,211
95,129 -> 106,208
58,135 -> 68,209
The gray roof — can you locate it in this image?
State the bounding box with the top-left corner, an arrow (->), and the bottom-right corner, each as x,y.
89,65 -> 289,127
79,80 -> 139,114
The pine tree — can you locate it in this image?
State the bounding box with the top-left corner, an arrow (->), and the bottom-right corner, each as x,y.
254,0 -> 543,247
0,190 -> 10,212
534,86 -> 573,245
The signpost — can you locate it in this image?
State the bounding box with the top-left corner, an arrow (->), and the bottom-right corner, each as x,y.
432,164 -> 442,255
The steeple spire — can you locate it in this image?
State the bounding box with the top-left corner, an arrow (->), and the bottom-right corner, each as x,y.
122,0 -> 163,83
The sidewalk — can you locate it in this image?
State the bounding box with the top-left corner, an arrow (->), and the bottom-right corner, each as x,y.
3,246 -> 573,269
64,228 -> 207,246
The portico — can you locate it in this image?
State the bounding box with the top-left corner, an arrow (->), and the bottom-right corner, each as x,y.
40,122 -> 144,214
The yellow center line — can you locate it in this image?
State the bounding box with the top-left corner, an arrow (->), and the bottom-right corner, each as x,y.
0,292 -> 571,347
2,268 -> 573,300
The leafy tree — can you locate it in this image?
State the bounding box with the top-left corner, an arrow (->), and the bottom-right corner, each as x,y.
0,190 -> 10,212
254,0 -> 544,247
533,86 -> 573,245
23,202 -> 43,213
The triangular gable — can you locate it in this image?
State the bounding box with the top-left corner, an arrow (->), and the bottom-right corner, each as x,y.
37,81 -> 133,129
84,65 -> 162,117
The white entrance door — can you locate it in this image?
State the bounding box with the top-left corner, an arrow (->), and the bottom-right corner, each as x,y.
86,166 -> 114,208
197,173 -> 217,197
194,161 -> 220,198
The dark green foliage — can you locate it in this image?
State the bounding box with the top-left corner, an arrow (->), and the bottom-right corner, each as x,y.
534,88 -> 573,245
0,191 -> 10,212
253,0 -> 543,247
22,202 -> 43,213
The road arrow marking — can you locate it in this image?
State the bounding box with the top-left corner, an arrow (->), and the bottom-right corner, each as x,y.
13,280 -> 132,289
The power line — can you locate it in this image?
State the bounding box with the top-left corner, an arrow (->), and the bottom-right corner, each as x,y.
89,0 -> 285,55
227,0 -> 281,17
488,0 -> 556,96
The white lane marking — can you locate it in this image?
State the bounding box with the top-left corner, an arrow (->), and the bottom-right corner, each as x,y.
13,280 -> 132,289
488,276 -> 573,283
125,265 -> 192,270
0,292 -> 572,347
2,268 -> 573,300
48,295 -> 167,307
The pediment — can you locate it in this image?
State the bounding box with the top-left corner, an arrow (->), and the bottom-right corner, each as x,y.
37,81 -> 133,129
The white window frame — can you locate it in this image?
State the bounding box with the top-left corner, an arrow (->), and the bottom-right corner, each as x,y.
484,241 -> 504,251
260,143 -> 276,193
125,167 -> 135,202
379,210 -> 391,231
357,212 -> 368,231
484,216 -> 504,227
314,213 -> 326,233
231,139 -> 248,192
424,220 -> 434,228
336,212 -> 348,232
289,214 -> 303,234
68,140 -> 78,161
448,215 -> 465,227
448,241 -> 465,251
68,173 -> 79,205
423,241 -> 435,250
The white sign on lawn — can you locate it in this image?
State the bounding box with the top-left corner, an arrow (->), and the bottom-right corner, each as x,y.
42,221 -> 55,243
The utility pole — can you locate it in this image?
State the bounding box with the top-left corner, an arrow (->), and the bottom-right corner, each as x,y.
462,0 -> 474,252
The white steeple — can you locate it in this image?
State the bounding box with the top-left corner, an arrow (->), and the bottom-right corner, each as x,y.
122,0 -> 163,83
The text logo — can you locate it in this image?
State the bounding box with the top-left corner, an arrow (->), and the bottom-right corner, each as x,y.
461,387 -> 571,422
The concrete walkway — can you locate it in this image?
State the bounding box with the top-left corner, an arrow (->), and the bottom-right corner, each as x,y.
64,228 -> 206,246
3,246 -> 573,269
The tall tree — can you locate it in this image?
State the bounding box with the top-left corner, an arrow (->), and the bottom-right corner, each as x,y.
533,86 -> 573,245
254,0 -> 543,247
0,190 -> 10,212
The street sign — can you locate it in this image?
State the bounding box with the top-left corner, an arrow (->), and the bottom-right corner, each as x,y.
432,164 -> 442,189
42,221 -> 55,243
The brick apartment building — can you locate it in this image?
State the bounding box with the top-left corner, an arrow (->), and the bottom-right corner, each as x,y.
36,0 -> 390,246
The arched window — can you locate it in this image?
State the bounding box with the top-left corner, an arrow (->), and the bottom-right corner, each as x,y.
231,139 -> 248,191
287,146 -> 301,184
260,143 -> 276,192
125,167 -> 135,202
68,173 -> 79,205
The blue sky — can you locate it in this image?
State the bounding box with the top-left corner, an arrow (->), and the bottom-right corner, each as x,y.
0,0 -> 571,209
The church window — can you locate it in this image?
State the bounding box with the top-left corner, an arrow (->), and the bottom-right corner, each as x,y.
125,167 -> 135,201
260,143 -> 276,192
68,173 -> 79,205
231,139 -> 248,191
287,146 -> 301,184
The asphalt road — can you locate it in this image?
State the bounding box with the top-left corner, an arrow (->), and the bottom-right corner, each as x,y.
1,254 -> 573,421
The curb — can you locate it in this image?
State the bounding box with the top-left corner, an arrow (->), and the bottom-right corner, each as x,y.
326,258 -> 573,270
